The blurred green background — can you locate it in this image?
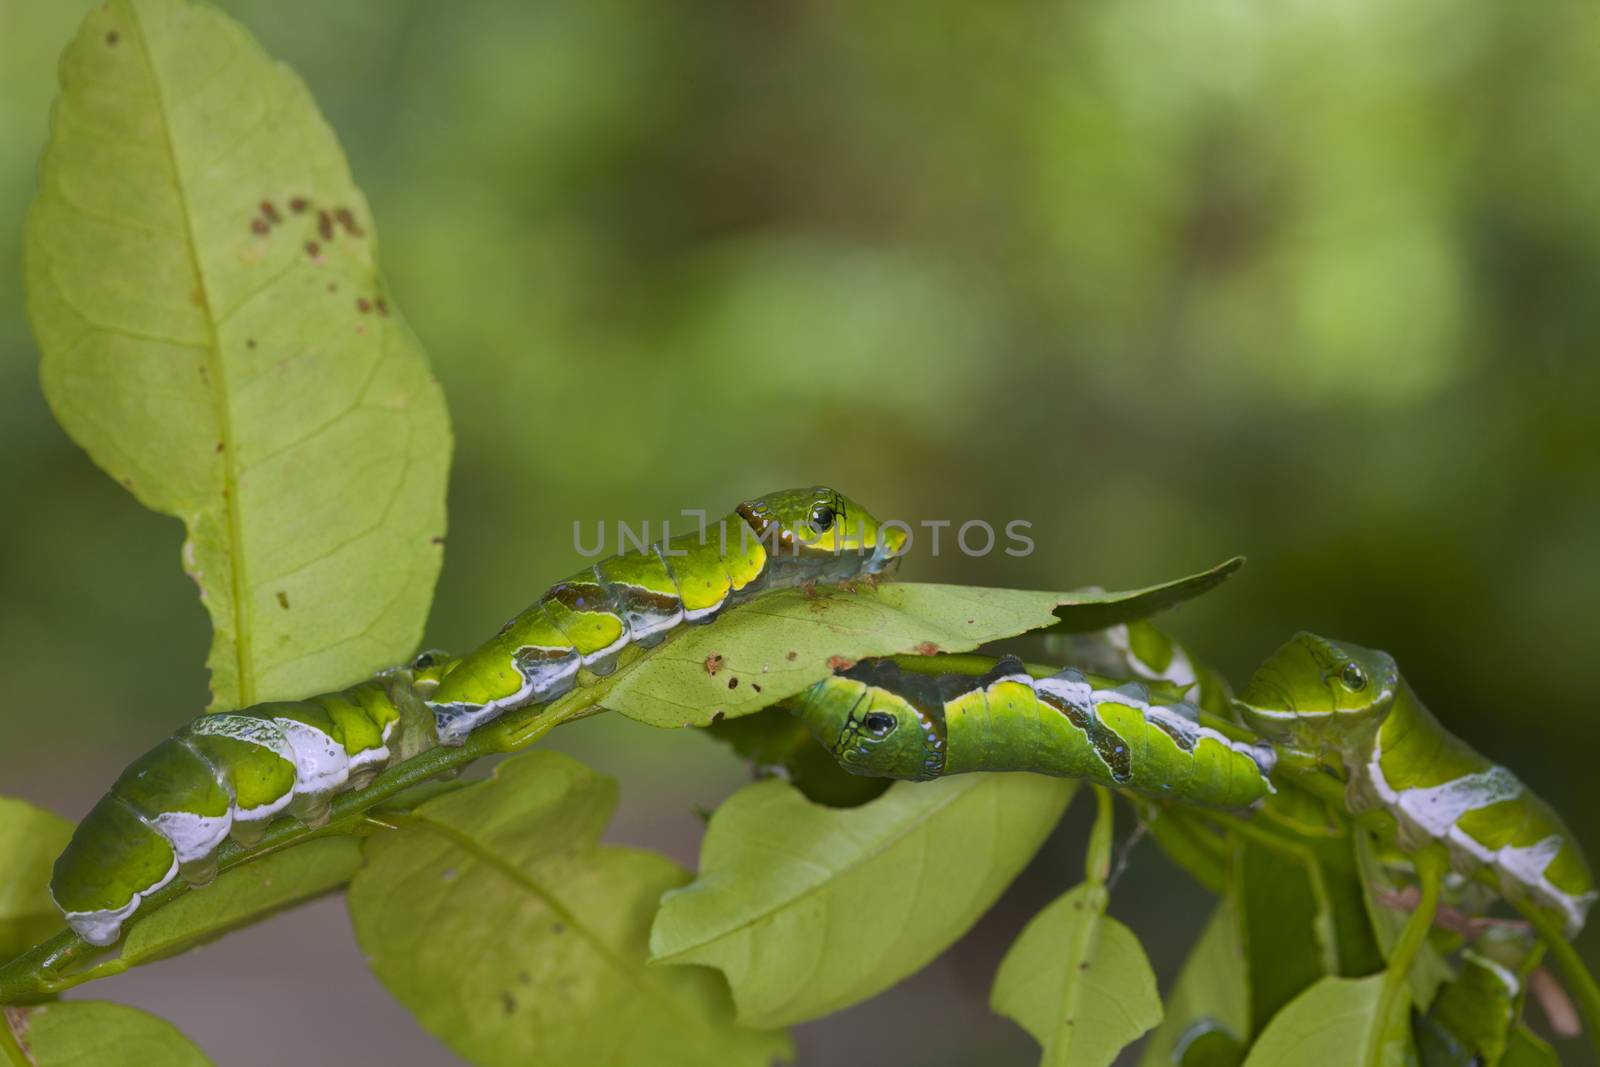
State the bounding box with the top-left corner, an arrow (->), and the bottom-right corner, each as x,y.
2,1 -> 1597,1063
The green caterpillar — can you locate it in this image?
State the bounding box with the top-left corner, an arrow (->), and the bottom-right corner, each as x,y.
793,656 -> 1278,808
48,653 -> 458,947
1234,632 -> 1597,935
50,487 -> 903,946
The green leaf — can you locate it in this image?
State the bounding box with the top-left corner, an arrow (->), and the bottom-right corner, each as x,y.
1139,899 -> 1250,1067
650,772 -> 1076,1027
26,0 -> 450,709
349,751 -> 788,1067
991,882 -> 1162,1067
1240,976 -> 1411,1067
0,798 -> 72,964
1237,839 -> 1336,1033
700,706 -> 889,808
113,836 -> 361,968
9,1001 -> 213,1066
1499,1024 -> 1559,1067
605,559 -> 1242,728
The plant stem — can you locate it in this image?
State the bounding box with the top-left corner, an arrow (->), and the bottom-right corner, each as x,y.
0,1010 -> 28,1067
1086,786 -> 1115,885
0,689 -> 598,1005
1366,845 -> 1444,1065
1515,895 -> 1600,1061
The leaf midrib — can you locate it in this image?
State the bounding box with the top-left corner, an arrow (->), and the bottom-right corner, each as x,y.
127,0 -> 253,706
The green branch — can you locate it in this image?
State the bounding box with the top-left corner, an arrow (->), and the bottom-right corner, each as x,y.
1367,845 -> 1444,1065
0,691 -> 599,1005
1515,895 -> 1600,1061
0,1010 -> 28,1067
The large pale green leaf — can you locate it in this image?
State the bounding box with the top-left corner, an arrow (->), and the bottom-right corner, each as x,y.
10,1001 -> 212,1066
26,0 -> 450,708
606,559 -> 1242,728
113,836 -> 360,968
1241,976 -> 1411,1067
991,881 -> 1162,1067
650,773 -> 1077,1027
0,798 -> 71,964
349,751 -> 788,1067
1139,900 -> 1250,1067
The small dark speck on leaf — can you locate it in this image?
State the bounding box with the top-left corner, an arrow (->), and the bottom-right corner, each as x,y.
250,218 -> 269,235
1079,960 -> 1090,971
304,241 -> 319,257
334,207 -> 365,236
704,653 -> 724,676
356,298 -> 371,313
431,536 -> 445,546
215,441 -> 224,453
327,282 -> 338,292
276,591 -> 289,609
727,677 -> 739,690
786,651 -> 798,661
550,923 -> 565,935
318,210 -> 334,241
751,682 -> 762,694
260,200 -> 281,223
966,619 -> 975,625
289,196 -> 309,213
518,971 -> 531,985
376,298 -> 390,316
106,30 -> 119,45
500,992 -> 516,1015
710,711 -> 725,725
245,338 -> 256,348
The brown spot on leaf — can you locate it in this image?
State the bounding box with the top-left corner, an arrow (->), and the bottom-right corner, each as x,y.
356,298 -> 371,313
250,217 -> 269,235
106,30 -> 119,45
751,682 -> 762,694
914,642 -> 940,656
376,298 -> 390,316
259,200 -> 281,224
305,241 -> 319,257
786,651 -> 798,661
500,992 -> 516,1015
246,338 -> 256,349
289,196 -> 309,213
827,655 -> 856,671
431,536 -> 446,545
215,441 -> 224,453
276,591 -> 289,609
334,207 -> 365,236
704,653 -> 724,676
727,677 -> 739,690
327,282 -> 338,292
318,210 -> 334,241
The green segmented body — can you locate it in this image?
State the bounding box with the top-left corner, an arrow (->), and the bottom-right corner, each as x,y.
793,656 -> 1276,808
1235,633 -> 1597,935
425,487 -> 904,744
49,487 -> 903,947
49,653 -> 457,946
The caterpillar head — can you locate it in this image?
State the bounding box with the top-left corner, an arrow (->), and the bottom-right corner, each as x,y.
737,486 -> 907,574
1234,632 -> 1399,749
793,665 -> 945,780
408,649 -> 461,696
